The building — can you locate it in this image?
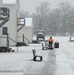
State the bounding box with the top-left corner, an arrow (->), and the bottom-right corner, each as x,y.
18,18 -> 33,44
0,0 -> 33,46
0,0 -> 34,47
0,0 -> 3,46
0,0 -> 20,46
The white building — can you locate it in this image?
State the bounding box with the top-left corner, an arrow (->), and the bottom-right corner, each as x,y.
18,18 -> 33,43
0,0 -> 3,46
0,0 -> 20,46
0,0 -> 2,7
0,0 -> 34,47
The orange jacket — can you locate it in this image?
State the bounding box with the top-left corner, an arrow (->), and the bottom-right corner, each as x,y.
48,38 -> 54,42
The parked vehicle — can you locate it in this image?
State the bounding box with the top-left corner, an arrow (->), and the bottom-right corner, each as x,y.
36,30 -> 45,40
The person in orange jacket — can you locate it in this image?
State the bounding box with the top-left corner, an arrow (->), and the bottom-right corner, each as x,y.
48,36 -> 54,49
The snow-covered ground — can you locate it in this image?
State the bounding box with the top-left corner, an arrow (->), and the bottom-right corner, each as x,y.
0,36 -> 74,75
54,37 -> 74,75
0,44 -> 43,75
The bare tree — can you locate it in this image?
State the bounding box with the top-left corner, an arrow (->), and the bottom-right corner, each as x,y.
35,1 -> 50,30
20,10 -> 31,18
58,1 -> 71,35
33,1 -> 74,36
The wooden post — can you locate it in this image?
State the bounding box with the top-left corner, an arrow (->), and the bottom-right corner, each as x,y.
7,33 -> 9,47
23,34 -> 24,42
69,36 -> 71,41
17,46 -> 18,52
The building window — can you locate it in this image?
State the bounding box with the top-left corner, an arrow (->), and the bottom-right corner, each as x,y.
2,27 -> 8,35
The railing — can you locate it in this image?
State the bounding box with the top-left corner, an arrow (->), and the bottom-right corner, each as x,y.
0,7 -> 10,28
0,18 -> 9,28
0,34 -> 29,47
0,36 -> 17,47
17,35 -> 30,44
24,36 -> 30,44
9,37 -> 17,44
17,18 -> 25,32
17,25 -> 24,32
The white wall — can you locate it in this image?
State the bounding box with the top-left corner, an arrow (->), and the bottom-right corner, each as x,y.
18,27 -> 33,43
0,0 -> 2,7
0,0 -> 3,46
17,18 -> 33,43
25,18 -> 33,27
0,4 -> 20,46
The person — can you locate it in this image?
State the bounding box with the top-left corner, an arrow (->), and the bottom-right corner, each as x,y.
48,36 -> 54,49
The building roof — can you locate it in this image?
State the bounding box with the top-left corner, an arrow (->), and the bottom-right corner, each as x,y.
3,0 -> 17,4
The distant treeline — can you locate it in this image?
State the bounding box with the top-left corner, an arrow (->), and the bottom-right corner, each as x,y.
20,1 -> 74,36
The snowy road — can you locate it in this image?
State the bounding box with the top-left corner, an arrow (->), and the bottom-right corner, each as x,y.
55,39 -> 74,75
0,36 -> 74,75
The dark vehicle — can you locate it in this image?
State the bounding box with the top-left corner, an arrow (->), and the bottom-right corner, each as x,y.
36,30 -> 45,40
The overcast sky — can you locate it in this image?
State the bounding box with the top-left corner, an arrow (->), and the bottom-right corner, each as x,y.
20,0 -> 74,14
